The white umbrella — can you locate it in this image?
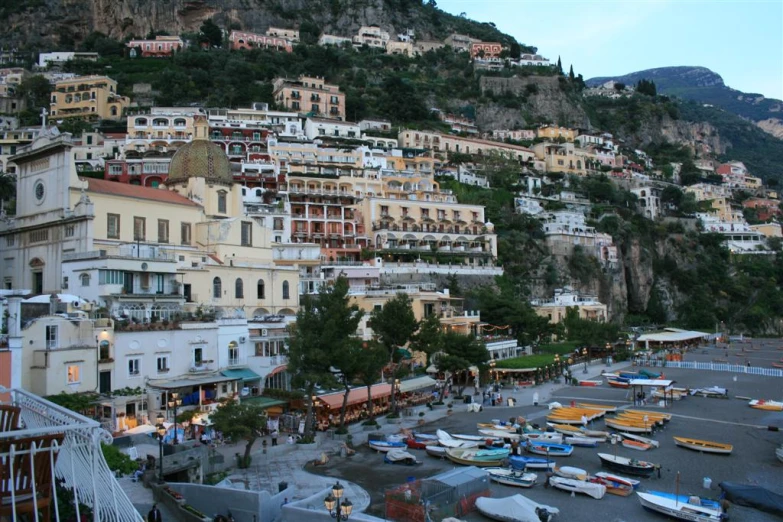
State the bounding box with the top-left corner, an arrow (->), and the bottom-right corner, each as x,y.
426,365 -> 438,374
124,424 -> 156,435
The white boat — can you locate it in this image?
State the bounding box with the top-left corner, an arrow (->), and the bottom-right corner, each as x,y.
452,433 -> 487,442
582,428 -> 611,439
437,429 -> 480,448
475,494 -> 560,522
689,386 -> 727,398
425,445 -> 447,459
485,468 -> 538,488
620,432 -> 660,448
565,436 -> 602,447
748,399 -> 783,411
384,449 -> 419,465
548,476 -> 606,499
479,429 -> 524,441
637,491 -> 725,521
368,440 -> 406,452
777,446 -> 783,463
554,465 -> 587,480
594,471 -> 640,489
522,432 -> 564,444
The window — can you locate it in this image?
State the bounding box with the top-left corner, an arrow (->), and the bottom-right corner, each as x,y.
213,277 -> 222,298
64,225 -> 75,237
99,270 -> 123,285
257,279 -> 265,299
292,101 -> 300,110
282,280 -> 290,299
181,222 -> 191,245
5,236 -> 13,246
311,104 -> 319,113
98,340 -> 110,360
157,355 -> 169,373
80,273 -> 90,286
66,365 -> 80,384
87,136 -> 93,145
133,217 -> 146,241
193,347 -> 203,366
46,325 -> 58,349
235,278 -> 244,299
128,358 -> 140,377
241,221 -> 252,246
228,342 -> 239,365
217,191 -> 227,214
157,219 -> 169,243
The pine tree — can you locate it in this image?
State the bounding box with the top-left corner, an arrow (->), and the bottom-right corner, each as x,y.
568,64 -> 575,80
557,56 -> 563,74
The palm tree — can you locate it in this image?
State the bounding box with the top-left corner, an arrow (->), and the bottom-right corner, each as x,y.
0,173 -> 15,214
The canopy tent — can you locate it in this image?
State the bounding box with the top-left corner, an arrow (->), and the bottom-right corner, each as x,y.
426,365 -> 438,374
241,395 -> 287,415
23,293 -> 89,305
398,376 -> 437,394
221,368 -> 262,382
124,424 -> 157,435
317,384 -> 392,410
628,379 -> 677,408
635,328 -> 709,348
146,373 -> 239,390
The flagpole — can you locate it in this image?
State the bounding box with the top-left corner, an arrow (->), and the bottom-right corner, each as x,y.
675,471 -> 680,507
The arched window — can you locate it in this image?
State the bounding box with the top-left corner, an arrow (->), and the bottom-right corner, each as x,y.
135,117 -> 148,126
218,191 -> 227,214
110,106 -> 118,116
255,189 -> 262,197
213,277 -> 222,298
80,273 -> 90,286
282,281 -> 290,300
257,280 -> 265,299
235,278 -> 244,299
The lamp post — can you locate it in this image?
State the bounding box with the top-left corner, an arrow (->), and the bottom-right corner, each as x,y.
489,360 -> 496,385
168,392 -> 182,445
324,481 -> 353,520
582,347 -> 588,374
156,414 -> 165,483
394,379 -> 400,412
553,354 -> 560,379
605,343 -> 612,367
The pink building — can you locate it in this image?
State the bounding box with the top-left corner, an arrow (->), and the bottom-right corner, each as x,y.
126,36 -> 184,57
229,31 -> 293,52
470,42 -> 503,59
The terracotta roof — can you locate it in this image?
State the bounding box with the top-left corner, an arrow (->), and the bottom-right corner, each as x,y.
83,178 -> 201,207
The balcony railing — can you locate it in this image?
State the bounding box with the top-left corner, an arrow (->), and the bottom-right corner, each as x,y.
0,387 -> 144,522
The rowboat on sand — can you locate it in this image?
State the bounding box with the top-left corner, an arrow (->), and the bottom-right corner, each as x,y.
425,445 -> 447,459
368,440 -> 407,452
673,437 -> 733,455
620,432 -> 660,448
405,437 -> 437,450
749,399 -> 783,411
577,403 -> 618,413
636,491 -> 725,522
445,447 -> 510,467
522,432 -> 564,444
605,419 -> 654,434
565,436 -> 602,448
509,455 -> 556,471
477,422 -> 516,431
598,453 -> 658,477
548,476 -> 606,499
486,467 -> 538,488
608,379 -> 631,389
525,441 -> 573,457
622,438 -> 653,451
578,380 -> 603,387
589,475 -> 633,497
553,465 -> 587,480
547,423 -> 583,435
626,410 -> 672,422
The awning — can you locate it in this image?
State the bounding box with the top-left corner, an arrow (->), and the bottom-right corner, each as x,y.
268,365 -> 288,377
396,348 -> 412,360
242,396 -> 288,411
221,368 -> 262,382
317,384 -> 392,410
636,329 -> 709,342
146,373 -> 240,390
398,376 -> 437,394
628,379 -> 675,387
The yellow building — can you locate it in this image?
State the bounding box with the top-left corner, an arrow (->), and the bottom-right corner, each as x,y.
531,142 -> 588,175
398,130 -> 534,162
707,197 -> 744,223
536,125 -> 576,142
684,182 -> 732,202
125,108 -> 196,153
531,288 -> 607,324
50,75 -> 130,121
272,75 -> 345,120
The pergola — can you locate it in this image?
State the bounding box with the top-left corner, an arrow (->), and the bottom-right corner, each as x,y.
628,379 -> 677,408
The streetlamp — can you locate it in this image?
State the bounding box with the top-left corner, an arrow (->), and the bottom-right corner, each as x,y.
155,413 -> 165,483
605,343 -> 612,367
167,392 -> 182,445
324,481 -> 353,520
489,360 -> 496,384
582,347 -> 588,374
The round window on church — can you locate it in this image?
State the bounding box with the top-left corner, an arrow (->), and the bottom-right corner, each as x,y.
34,181 -> 45,202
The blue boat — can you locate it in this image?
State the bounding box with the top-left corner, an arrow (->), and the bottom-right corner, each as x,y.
369,440 -> 406,452
509,455 -> 556,471
645,491 -> 722,511
639,369 -> 663,379
526,441 -> 574,457
619,372 -> 643,380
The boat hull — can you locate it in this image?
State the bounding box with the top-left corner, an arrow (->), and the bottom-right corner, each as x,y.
486,468 -> 538,488
425,445 -> 447,459
369,441 -> 406,452
509,455 -> 556,471
526,442 -> 573,457
548,476 -> 606,499
673,437 -> 733,455
623,439 -> 652,451
598,453 -> 657,477
637,492 -> 724,522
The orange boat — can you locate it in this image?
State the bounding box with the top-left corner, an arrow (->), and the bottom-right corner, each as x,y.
772,363 -> 783,369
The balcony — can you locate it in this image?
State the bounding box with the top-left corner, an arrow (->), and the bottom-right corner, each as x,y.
0,387 -> 144,522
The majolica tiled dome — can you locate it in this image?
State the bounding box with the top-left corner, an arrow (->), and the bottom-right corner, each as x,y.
167,139 -> 233,185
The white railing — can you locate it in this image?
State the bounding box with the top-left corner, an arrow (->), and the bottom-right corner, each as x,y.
636,359 -> 783,378
1,387 -> 144,522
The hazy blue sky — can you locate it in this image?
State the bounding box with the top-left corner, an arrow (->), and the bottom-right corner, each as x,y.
437,0 -> 783,99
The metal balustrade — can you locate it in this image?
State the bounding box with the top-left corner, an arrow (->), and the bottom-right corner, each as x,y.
0,387 -> 143,522
635,359 -> 783,377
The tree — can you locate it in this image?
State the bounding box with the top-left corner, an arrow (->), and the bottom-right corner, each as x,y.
0,172 -> 15,214
568,64 -> 574,81
556,56 -> 562,75
613,82 -> 626,92
210,400 -> 268,468
287,277 -> 362,439
636,79 -> 657,97
368,293 -> 418,412
199,19 -> 223,48
355,341 -> 389,421
330,338 -> 365,429
410,313 -> 443,365
435,332 -> 489,396
18,75 -> 52,111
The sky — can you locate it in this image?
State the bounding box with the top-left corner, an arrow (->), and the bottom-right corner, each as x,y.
437,0 -> 783,100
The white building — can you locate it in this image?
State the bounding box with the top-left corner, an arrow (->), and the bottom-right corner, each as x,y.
437,164 -> 489,188
514,196 -> 545,216
541,210 -> 618,264
531,287 -> 608,324
489,129 -> 537,142
304,118 -> 361,140
515,54 -> 551,67
318,34 -> 353,47
37,52 -> 99,68
696,213 -> 769,254
631,186 -> 661,220
359,118 -> 392,133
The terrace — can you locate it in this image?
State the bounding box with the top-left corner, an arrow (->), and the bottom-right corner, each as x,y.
0,387 -> 143,522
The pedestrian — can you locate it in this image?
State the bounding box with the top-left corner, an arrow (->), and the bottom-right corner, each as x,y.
581,414 -> 587,427
282,498 -> 289,506
148,503 -> 162,522
271,430 -> 278,446
746,360 -> 751,368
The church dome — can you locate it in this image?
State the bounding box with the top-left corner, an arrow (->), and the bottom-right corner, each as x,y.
166,114 -> 233,185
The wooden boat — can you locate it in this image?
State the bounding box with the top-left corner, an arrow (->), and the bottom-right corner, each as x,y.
509,455 -> 556,471
368,440 -> 407,452
412,432 -> 438,441
637,491 -> 725,521
405,437 -> 437,450
749,399 -> 783,411
673,437 -> 733,455
589,475 -> 633,497
522,432 -> 563,444
545,416 -> 585,425
384,449 -> 420,465
626,410 -> 672,422
425,445 -> 447,459
548,423 -> 583,435
554,465 -> 587,480
479,429 -> 524,441
605,419 -> 654,434
622,439 -> 652,451
771,363 -> 783,369
475,495 -> 560,522
477,423 -> 516,431
582,428 -> 611,439
525,441 -> 573,457
577,403 -> 618,413
452,433 -> 487,442
598,453 -> 657,477
618,413 -> 666,426
608,379 -> 631,389
445,447 -> 510,467
437,429 -> 480,448
579,380 -> 603,387
620,432 -> 660,448
485,468 -> 538,488
548,476 -> 606,499
594,471 -> 640,491
565,436 -> 602,448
